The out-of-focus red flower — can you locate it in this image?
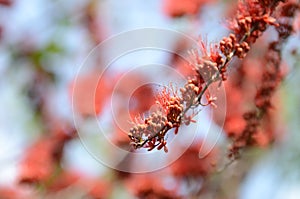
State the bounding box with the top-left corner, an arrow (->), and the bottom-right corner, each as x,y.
252,129 -> 270,147
126,174 -> 181,199
129,84 -> 156,117
84,178 -> 110,199
0,187 -> 27,199
48,171 -> 111,199
222,82 -> 248,138
111,124 -> 131,150
0,0 -> 12,6
169,39 -> 195,77
113,73 -> 155,118
50,123 -> 77,143
18,138 -> 56,184
213,57 -> 263,139
171,142 -> 218,178
113,73 -> 157,137
163,0 -> 215,18
18,126 -> 74,184
71,71 -> 111,117
225,116 -> 246,138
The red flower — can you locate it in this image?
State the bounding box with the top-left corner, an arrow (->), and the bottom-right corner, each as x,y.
171,142 -> 218,178
163,0 -> 215,17
18,139 -> 56,184
48,171 -> 111,199
18,127 -> 74,184
70,71 -> 111,116
0,187 -> 32,199
126,174 -> 181,199
0,0 -> 12,6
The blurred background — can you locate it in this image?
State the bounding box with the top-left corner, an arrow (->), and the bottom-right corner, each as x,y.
0,0 -> 300,198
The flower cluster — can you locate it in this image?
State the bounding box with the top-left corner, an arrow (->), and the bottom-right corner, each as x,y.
220,34 -> 250,59
228,0 -> 284,40
228,1 -> 299,159
128,0 -> 291,152
129,111 -> 169,152
129,86 -> 188,152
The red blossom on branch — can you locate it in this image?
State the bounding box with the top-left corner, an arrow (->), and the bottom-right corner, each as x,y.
128,0 -> 289,152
